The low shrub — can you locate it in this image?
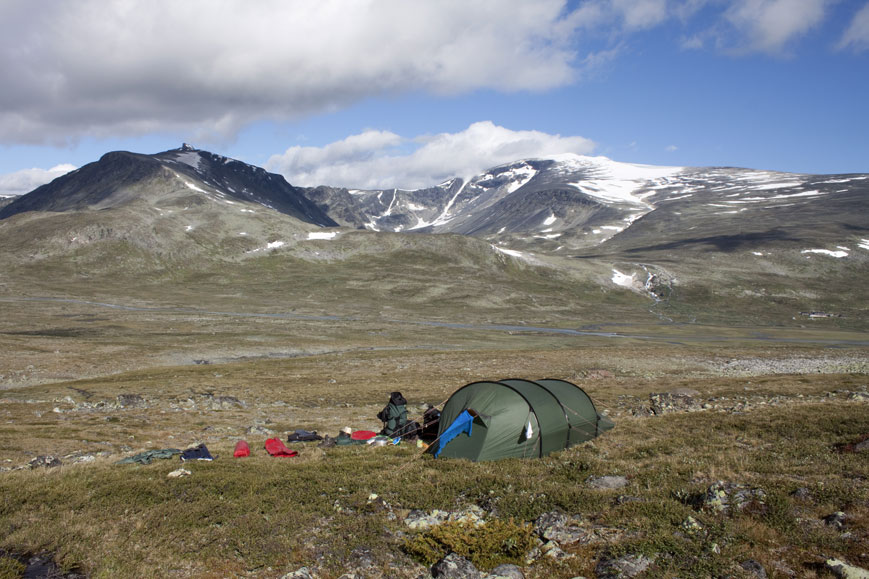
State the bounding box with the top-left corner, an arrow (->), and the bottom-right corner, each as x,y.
403,518 -> 536,570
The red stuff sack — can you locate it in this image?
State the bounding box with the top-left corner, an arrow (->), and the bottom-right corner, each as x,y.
265,437 -> 298,457
233,440 -> 250,457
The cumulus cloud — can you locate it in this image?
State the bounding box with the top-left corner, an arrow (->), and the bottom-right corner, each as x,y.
611,0 -> 670,30
266,121 -> 596,189
0,164 -> 76,197
838,2 -> 869,51
0,0 -> 590,144
723,0 -> 829,54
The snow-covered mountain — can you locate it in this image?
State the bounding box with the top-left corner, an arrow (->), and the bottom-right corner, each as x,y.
301,153 -> 869,255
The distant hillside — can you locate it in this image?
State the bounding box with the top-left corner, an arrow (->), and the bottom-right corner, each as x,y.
1,146 -> 866,329
0,144 -> 336,227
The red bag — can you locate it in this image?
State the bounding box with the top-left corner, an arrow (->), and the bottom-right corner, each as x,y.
233,440 -> 250,457
265,437 -> 298,457
350,430 -> 377,441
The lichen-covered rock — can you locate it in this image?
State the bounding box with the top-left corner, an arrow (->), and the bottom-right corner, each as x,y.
404,506 -> 486,531
824,511 -> 847,530
702,481 -> 766,515
116,394 -> 148,408
534,511 -> 586,544
486,563 -> 524,579
281,566 -> 315,579
404,509 -> 450,531
740,559 -> 767,578
28,455 -> 62,469
540,541 -> 571,560
587,475 -> 629,490
825,558 -> 869,579
431,553 -> 482,578
649,391 -> 702,414
680,516 -> 703,535
595,553 -> 655,578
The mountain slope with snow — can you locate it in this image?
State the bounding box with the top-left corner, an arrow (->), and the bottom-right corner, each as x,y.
0,145 -> 336,227
300,153 -> 869,259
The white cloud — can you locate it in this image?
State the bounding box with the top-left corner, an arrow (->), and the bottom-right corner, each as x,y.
838,2 -> 869,51
0,164 -> 76,197
0,0 -> 589,144
611,0 -> 670,30
266,121 -> 595,189
666,145 -> 679,152
724,0 -> 828,54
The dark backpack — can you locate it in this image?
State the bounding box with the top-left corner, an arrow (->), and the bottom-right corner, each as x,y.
378,391 -> 408,437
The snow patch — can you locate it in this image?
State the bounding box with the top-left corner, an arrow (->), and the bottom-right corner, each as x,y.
308,231 -> 338,240
183,181 -> 206,193
543,213 -> 557,226
185,225 -> 193,232
493,246 -> 524,258
801,249 -> 848,258
174,151 -> 203,171
858,239 -> 869,251
611,269 -> 636,288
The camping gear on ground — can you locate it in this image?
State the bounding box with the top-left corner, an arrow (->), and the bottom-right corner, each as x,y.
429,379 -> 614,461
377,391 -> 408,437
394,420 -> 421,440
265,438 -> 299,457
318,435 -> 337,448
233,440 -> 251,457
116,448 -> 181,465
340,426 -> 353,435
350,430 -> 377,441
287,429 -> 323,442
421,405 -> 441,440
336,431 -> 366,446
180,444 -> 214,462
367,435 -> 399,446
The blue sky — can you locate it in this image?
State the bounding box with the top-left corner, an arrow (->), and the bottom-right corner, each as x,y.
1,0 -> 867,195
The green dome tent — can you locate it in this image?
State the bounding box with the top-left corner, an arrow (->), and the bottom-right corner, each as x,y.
429,379 -> 614,461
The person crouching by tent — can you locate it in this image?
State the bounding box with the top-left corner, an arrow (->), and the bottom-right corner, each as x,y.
377,391 -> 422,439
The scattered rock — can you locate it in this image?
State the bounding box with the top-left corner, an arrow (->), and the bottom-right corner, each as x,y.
649,391 -> 702,414
824,511 -> 847,530
587,475 -> 629,490
740,559 -> 767,578
116,394 -> 148,408
595,553 -> 655,578
404,506 -> 486,531
534,511 -> 586,544
540,540 -> 571,561
487,563 -> 524,579
702,481 -> 766,515
404,509 -> 450,531
28,455 -> 62,469
247,425 -> 276,437
680,516 -> 703,535
791,487 -> 812,501
281,567 -> 316,579
205,395 -> 246,410
431,553 -> 482,578
825,558 -> 869,579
